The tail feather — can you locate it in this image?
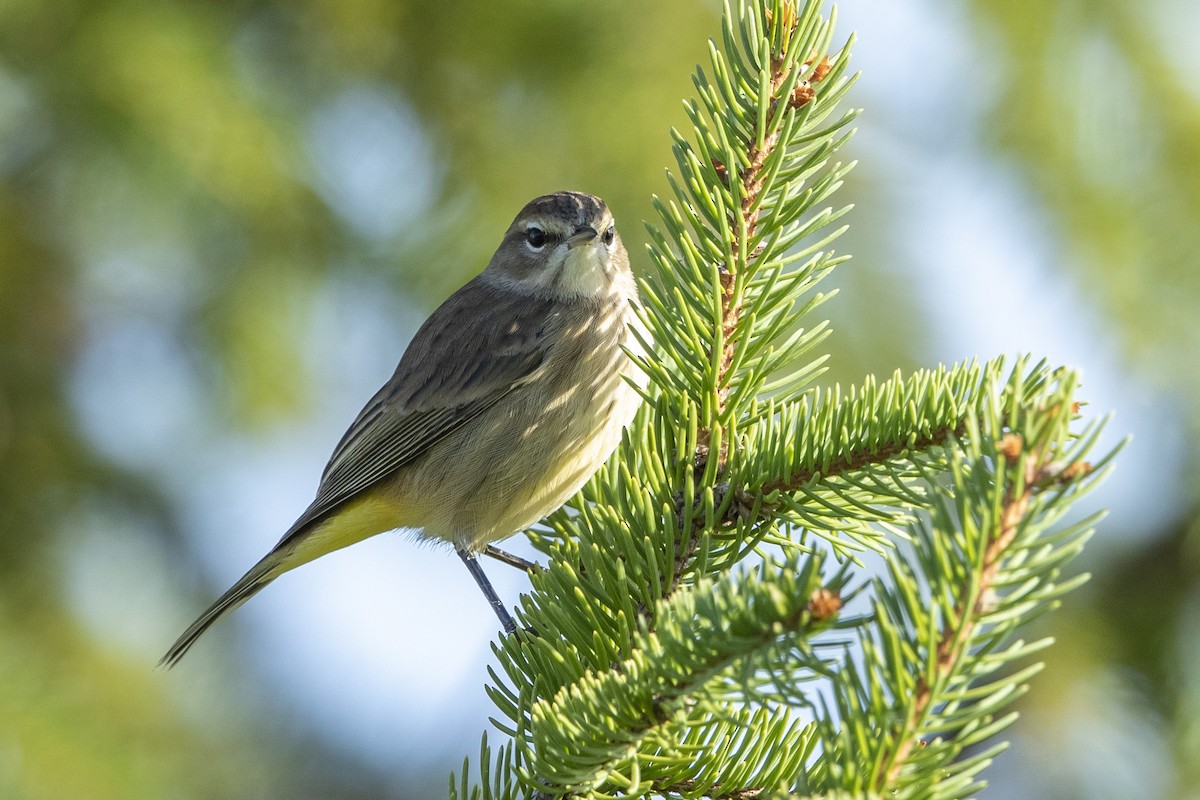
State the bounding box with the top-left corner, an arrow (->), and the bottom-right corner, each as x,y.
159,557 -> 280,668
161,494 -> 400,667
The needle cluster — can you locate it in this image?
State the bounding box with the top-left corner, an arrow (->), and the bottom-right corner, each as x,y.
451,2 -> 1115,798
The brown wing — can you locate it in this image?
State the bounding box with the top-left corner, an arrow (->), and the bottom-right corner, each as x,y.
274,277 -> 559,546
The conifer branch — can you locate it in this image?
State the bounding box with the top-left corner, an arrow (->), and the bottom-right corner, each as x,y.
449,3 -> 1117,797
511,552 -> 847,796
757,422 -> 961,497
657,0 -> 852,601
870,428 -> 1098,792
875,458 -> 1035,789
720,358 -> 1031,558
808,365 -> 1112,798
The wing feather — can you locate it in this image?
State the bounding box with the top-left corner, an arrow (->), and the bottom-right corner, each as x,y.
275,277 -> 559,545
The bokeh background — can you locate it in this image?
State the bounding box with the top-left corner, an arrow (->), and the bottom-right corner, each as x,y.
1,0 -> 1197,797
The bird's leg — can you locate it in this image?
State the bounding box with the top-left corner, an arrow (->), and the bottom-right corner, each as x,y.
457,548 -> 517,635
483,544 -> 541,574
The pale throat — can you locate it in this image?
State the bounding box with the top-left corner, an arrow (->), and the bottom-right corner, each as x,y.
537,242 -> 613,297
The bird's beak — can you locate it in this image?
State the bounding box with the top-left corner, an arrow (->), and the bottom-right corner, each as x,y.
567,225 -> 599,249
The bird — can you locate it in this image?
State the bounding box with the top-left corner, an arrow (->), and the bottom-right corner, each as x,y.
161,191 -> 644,667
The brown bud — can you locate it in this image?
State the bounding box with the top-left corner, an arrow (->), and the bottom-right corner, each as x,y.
807,587 -> 842,621
997,433 -> 1024,463
810,55 -> 832,82
788,82 -> 816,109
1060,461 -> 1093,482
1033,459 -> 1094,485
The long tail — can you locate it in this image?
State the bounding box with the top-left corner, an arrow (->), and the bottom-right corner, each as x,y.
159,554 -> 283,668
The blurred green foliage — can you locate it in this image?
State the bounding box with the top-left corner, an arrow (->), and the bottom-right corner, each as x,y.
978,0 -> 1200,397
0,0 -> 1197,797
973,2 -> 1200,795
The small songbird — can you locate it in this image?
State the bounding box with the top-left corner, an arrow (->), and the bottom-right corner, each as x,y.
162,191 -> 644,666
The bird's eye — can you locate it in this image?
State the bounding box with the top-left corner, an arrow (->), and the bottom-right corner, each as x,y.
525,227 -> 546,250
602,225 -> 615,246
